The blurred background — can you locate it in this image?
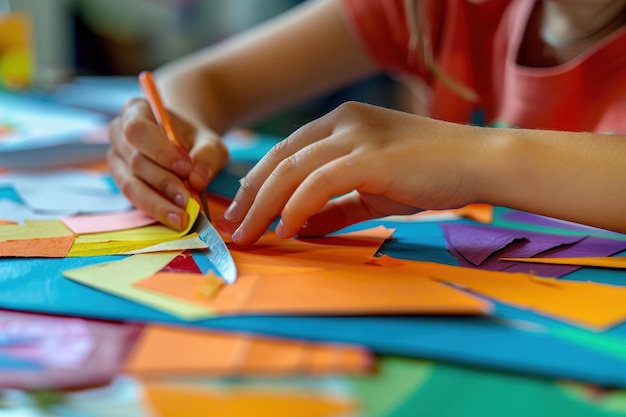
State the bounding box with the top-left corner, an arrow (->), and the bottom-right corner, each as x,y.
2,0 -> 398,137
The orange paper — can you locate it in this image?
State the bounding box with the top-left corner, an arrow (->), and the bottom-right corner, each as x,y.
0,235 -> 74,257
134,265 -> 488,316
124,324 -> 371,377
501,256 -> 626,269
133,226 -> 488,316
143,383 -> 356,417
374,256 -> 626,330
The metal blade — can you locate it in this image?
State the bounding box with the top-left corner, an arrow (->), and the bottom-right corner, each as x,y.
193,213 -> 237,284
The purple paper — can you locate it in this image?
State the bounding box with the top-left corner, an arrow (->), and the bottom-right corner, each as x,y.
0,310 -> 142,390
441,223 -> 626,278
501,210 -> 623,236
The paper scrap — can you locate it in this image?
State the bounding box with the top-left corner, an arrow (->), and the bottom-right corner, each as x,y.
67,199 -> 201,257
124,324 -> 371,376
62,209 -> 157,234
441,223 -> 626,277
501,256 -> 626,269
142,383 -> 356,417
62,252 -> 214,321
0,220 -> 74,257
383,257 -> 626,330
0,170 -> 130,215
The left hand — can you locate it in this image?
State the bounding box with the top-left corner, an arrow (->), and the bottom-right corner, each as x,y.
219,102 -> 488,245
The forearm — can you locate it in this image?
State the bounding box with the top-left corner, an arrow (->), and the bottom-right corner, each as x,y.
155,0 -> 379,135
478,127 -> 626,233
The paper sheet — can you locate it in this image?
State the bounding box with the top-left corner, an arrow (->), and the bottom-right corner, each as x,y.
142,383 -> 356,417
132,227 -> 489,316
62,252 -> 214,320
0,220 -> 74,257
501,256 -> 626,269
0,170 -> 130,215
374,256 -> 626,330
67,199 -> 201,257
62,209 -> 157,234
124,324 -> 371,376
0,310 -> 141,390
441,223 -> 626,277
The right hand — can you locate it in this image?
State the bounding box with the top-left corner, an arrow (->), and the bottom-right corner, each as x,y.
107,98 -> 228,231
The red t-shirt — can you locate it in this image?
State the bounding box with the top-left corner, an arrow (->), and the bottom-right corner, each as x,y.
341,0 -> 626,133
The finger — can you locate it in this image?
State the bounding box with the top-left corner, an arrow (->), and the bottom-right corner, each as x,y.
186,129 -> 230,192
223,116 -> 336,226
108,151 -> 190,231
121,100 -> 193,179
273,155 -> 383,240
294,191 -> 378,236
230,137 -> 352,245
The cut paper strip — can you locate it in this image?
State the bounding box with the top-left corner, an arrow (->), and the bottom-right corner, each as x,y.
143,383 -> 356,417
375,256 -> 626,330
121,234 -> 206,255
133,264 -> 489,317
0,220 -> 74,257
63,252 -> 213,321
67,233 -> 204,257
62,209 -> 156,234
501,256 -> 626,269
124,324 -> 371,376
67,199 -> 201,257
441,223 -> 626,277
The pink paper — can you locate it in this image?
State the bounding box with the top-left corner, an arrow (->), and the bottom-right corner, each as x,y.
62,209 -> 156,234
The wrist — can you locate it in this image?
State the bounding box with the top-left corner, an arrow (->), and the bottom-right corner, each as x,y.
470,126 -> 523,207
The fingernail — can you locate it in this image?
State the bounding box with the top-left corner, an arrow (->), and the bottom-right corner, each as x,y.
223,201 -> 239,221
275,219 -> 286,238
231,226 -> 243,243
173,193 -> 186,208
172,159 -> 191,177
166,212 -> 182,230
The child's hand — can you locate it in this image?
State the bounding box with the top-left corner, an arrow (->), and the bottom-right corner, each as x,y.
221,101 -> 488,245
107,98 -> 228,231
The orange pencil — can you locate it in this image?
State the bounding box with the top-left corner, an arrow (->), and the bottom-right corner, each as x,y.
138,71 -> 210,218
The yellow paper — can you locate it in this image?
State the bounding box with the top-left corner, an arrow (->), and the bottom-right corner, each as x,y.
62,252 -> 213,320
67,199 -> 201,257
0,220 -> 75,258
0,220 -> 73,240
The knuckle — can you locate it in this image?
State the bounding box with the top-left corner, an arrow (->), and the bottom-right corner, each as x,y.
127,151 -> 144,173
122,117 -> 148,144
237,175 -> 255,197
274,154 -> 299,177
333,101 -> 367,117
308,166 -> 332,187
266,137 -> 292,161
118,177 -> 137,199
157,178 -> 177,196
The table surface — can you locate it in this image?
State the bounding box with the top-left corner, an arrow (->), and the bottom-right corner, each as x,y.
1,84 -> 626,417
